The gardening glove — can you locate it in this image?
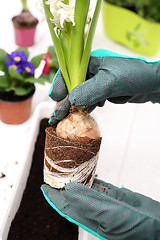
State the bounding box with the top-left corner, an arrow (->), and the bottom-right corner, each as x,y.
49,49 -> 160,125
41,178 -> 160,240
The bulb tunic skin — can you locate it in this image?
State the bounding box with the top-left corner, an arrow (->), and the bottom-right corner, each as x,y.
56,111 -> 101,142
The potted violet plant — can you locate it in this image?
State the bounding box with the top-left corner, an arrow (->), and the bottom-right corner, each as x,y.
0,47 -> 58,124
102,0 -> 160,56
12,0 -> 39,47
38,0 -> 103,189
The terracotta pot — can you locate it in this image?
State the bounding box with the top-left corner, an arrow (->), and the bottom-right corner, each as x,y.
0,94 -> 33,125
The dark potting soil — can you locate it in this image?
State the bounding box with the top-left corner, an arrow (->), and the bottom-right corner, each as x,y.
7,118 -> 78,240
0,87 -> 35,102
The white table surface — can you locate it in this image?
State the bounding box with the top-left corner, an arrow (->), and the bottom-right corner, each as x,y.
0,1 -> 160,240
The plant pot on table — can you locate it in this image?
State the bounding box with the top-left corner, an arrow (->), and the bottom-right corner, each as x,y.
0,46 -> 58,125
12,10 -> 38,47
102,1 -> 160,56
0,87 -> 35,125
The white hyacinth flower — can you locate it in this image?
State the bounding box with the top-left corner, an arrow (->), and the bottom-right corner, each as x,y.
45,0 -> 76,31
36,0 -> 46,22
37,0 -> 91,37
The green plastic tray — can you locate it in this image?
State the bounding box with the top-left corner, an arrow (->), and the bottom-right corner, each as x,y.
102,1 -> 160,56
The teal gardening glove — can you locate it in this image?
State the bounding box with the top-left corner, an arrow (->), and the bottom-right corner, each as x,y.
41,179 -> 160,240
43,49 -> 160,239
48,49 -> 160,125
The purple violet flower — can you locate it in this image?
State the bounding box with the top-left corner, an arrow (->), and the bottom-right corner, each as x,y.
7,51 -> 28,63
6,50 -> 36,76
6,60 -> 23,74
22,62 -> 35,75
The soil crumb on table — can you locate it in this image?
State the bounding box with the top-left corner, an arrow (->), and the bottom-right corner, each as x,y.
7,118 -> 78,240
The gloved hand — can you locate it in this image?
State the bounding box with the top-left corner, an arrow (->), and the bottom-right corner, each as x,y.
48,49 -> 160,125
41,178 -> 160,240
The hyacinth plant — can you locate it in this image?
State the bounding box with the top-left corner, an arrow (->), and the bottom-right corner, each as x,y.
40,0 -> 103,190
41,0 -> 102,93
0,47 -> 58,97
37,0 -> 104,191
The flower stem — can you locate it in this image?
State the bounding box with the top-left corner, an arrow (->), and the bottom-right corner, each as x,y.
80,0 -> 103,85
21,0 -> 28,10
68,0 -> 90,91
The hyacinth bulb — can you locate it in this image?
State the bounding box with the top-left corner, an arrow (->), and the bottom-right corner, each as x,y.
56,110 -> 101,142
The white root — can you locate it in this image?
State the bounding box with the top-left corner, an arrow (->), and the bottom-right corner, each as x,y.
44,109 -> 101,189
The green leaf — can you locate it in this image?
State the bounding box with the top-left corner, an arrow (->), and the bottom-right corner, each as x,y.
80,0 -> 102,85
30,54 -> 45,68
0,63 -> 7,72
8,67 -> 23,80
14,84 -> 34,96
43,0 -> 71,91
48,46 -> 57,59
14,87 -> 29,96
25,76 -> 46,85
40,73 -> 49,81
16,47 -> 29,58
0,48 -> 7,65
49,58 -> 59,69
47,46 -> 59,69
35,76 -> 47,85
42,70 -> 57,83
48,71 -> 56,83
24,77 -> 36,84
69,0 -> 90,90
0,75 -> 9,88
5,87 -> 13,92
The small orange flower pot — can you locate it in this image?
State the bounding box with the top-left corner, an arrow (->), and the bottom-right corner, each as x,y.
0,95 -> 33,125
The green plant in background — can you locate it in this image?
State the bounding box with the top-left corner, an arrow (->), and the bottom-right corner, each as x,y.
136,0 -> 160,23
105,0 -> 133,8
0,46 -> 58,96
106,0 -> 160,23
40,0 -> 102,93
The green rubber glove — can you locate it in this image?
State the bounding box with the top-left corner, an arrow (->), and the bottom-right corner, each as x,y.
48,49 -> 160,125
41,178 -> 160,240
